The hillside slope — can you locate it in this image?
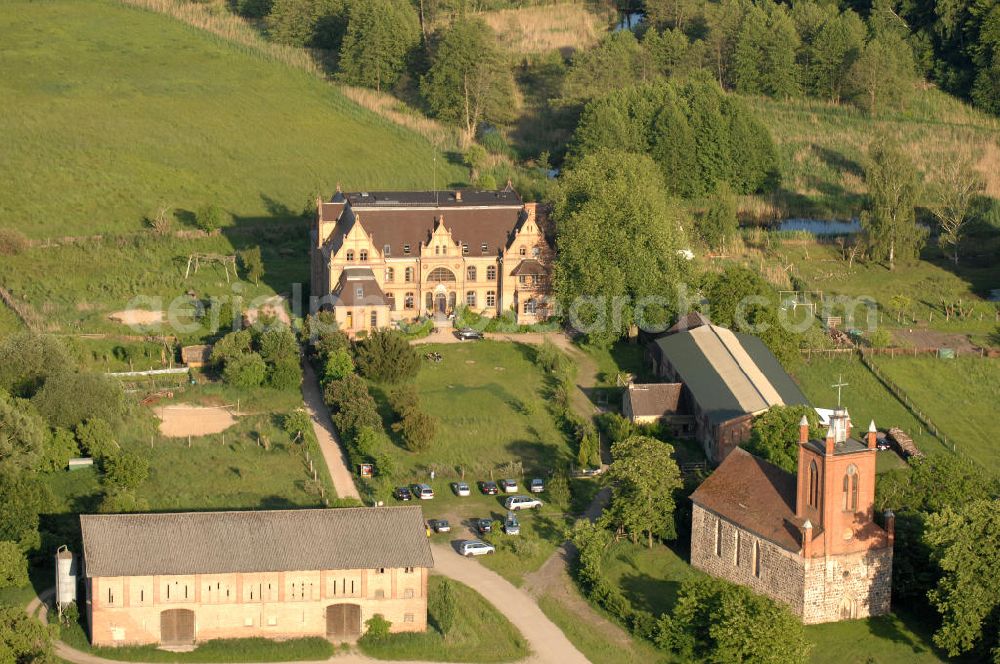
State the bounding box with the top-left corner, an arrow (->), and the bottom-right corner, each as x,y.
0,0 -> 466,238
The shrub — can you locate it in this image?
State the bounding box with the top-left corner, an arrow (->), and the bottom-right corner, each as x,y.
195,204 -> 227,232
223,352 -> 267,388
429,578 -> 457,636
597,412 -> 636,444
211,330 -> 253,366
0,228 -> 30,256
41,427 -> 80,471
268,356 -> 302,390
0,540 -> 29,589
283,410 -> 312,442
324,375 -> 382,437
97,488 -> 149,514
868,328 -> 893,349
322,348 -> 354,383
361,614 -> 392,641
75,418 -> 119,460
258,325 -> 298,363
393,410 -> 437,452
33,373 -> 127,428
354,329 -> 419,384
102,451 -> 150,491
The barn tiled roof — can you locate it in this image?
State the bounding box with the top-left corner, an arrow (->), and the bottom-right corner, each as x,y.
624,383 -> 682,417
80,507 -> 434,578
650,325 -> 808,426
690,448 -> 803,552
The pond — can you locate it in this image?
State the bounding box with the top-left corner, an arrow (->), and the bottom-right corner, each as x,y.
615,12 -> 644,31
777,218 -> 862,235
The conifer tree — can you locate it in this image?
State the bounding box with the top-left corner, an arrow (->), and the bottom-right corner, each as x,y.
337,0 -> 419,92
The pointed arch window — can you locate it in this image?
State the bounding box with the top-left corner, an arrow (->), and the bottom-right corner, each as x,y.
843,465 -> 859,512
808,460 -> 819,509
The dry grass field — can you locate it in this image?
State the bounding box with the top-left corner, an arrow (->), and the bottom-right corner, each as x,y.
478,2 -> 610,55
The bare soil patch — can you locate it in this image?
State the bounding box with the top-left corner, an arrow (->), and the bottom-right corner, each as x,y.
156,404 -> 237,437
891,328 -> 978,353
244,296 -> 290,325
109,309 -> 164,326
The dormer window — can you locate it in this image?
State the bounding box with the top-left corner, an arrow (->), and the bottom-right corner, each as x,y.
359,250 -> 368,261
462,243 -> 469,255
355,288 -> 363,299
383,244 -> 391,256
346,250 -> 355,261
403,244 -> 411,255
481,242 -> 488,253
519,247 -> 526,256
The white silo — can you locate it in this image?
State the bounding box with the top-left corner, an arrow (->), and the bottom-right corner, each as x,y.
55,545 -> 77,609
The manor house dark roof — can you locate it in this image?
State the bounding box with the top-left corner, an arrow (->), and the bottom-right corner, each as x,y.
345,190 -> 523,208
80,507 -> 434,578
690,448 -> 803,552
333,267 -> 388,307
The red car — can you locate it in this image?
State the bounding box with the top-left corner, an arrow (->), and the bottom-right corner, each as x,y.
478,481 -> 499,495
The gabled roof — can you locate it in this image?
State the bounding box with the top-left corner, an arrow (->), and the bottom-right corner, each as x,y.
510,259 -> 547,276
332,267 -> 388,307
690,448 -> 803,552
667,311 -> 712,334
651,324 -> 808,425
80,507 -> 434,578
624,383 -> 682,417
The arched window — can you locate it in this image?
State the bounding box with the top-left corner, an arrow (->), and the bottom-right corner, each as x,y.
486,290 -> 496,308
435,245 -> 440,255
346,250 -> 355,261
466,291 -> 476,307
487,265 -> 497,280
808,460 -> 819,508
467,266 -> 477,281
359,249 -> 368,261
404,267 -> 413,283
404,293 -> 414,309
843,465 -> 859,511
385,267 -> 394,282
428,267 -> 456,282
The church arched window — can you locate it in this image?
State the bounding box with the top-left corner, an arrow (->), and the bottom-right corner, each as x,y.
808,460 -> 819,509
843,465 -> 859,511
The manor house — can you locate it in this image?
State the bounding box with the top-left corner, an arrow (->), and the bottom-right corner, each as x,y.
689,409 -> 894,623
310,187 -> 553,336
80,507 -> 433,646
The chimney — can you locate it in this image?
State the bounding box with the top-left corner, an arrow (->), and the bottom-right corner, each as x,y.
867,420 -> 878,450
799,414 -> 810,444
884,509 -> 895,543
801,519 -> 813,558
454,190 -> 462,202
825,426 -> 835,455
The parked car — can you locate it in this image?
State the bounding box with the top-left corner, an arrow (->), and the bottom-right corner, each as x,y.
452,481 -> 471,497
529,478 -> 545,493
505,495 -> 543,511
475,518 -> 493,535
459,540 -> 496,557
428,519 -> 451,533
503,511 -> 520,535
411,483 -> 434,500
478,481 -> 499,495
393,486 -> 413,501
499,479 -> 518,493
456,327 -> 484,340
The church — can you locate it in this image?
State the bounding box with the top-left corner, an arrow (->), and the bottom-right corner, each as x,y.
309,186 -> 552,336
689,409 -> 894,623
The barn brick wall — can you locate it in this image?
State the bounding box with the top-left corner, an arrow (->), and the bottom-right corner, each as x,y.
690,506 -> 805,616
88,566 -> 428,647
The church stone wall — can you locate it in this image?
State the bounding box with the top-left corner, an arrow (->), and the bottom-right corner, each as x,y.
690,505 -> 806,617
802,547 -> 893,624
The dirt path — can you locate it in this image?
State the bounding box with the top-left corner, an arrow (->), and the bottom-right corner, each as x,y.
300,360 -> 361,501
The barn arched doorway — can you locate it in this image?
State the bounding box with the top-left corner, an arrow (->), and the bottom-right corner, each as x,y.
160,609 -> 195,646
326,603 -> 362,640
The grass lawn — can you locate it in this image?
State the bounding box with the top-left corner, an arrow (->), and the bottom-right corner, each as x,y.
793,356 -> 950,470
538,594 -> 668,664
358,576 -> 528,662
367,341 -> 575,584
602,541 -> 701,617
0,0 -> 464,239
875,357 -> 1000,471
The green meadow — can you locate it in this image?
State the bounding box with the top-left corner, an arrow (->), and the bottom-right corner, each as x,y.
0,0 -> 465,239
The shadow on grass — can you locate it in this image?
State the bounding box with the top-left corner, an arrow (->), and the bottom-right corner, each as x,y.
618,572 -> 682,616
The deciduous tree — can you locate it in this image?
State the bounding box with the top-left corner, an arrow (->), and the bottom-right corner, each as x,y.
0,540 -> 28,589
223,352 -> 268,388
850,32 -> 916,114
927,151 -> 984,264
604,435 -> 682,547
33,373 -> 127,429
746,405 -> 823,473
861,140 -> 924,270
354,329 -> 419,384
0,604 -> 53,663
698,181 -> 738,251
103,451 -> 150,491
337,0 -> 419,92
0,391 -> 46,473
239,246 -> 265,286
421,18 -> 516,146
0,333 -> 72,398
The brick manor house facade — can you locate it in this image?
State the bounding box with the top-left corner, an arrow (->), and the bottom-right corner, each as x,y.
80,507 -> 433,646
689,409 -> 894,624
310,187 -> 553,336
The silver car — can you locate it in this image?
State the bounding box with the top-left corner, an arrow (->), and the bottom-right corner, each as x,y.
459,540 -> 496,557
